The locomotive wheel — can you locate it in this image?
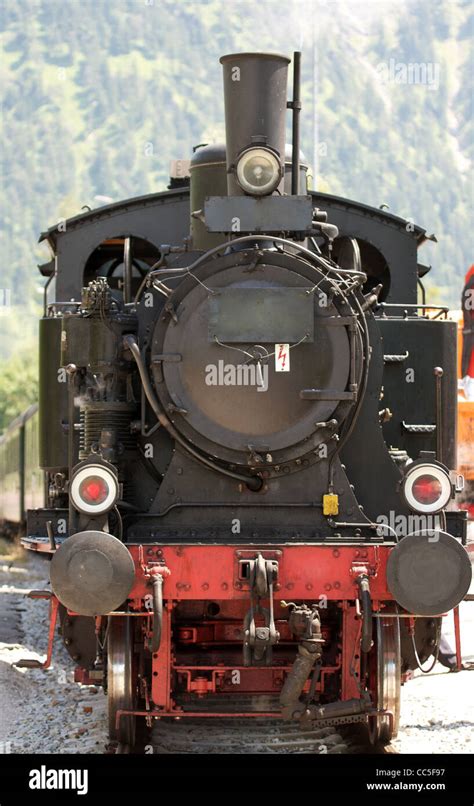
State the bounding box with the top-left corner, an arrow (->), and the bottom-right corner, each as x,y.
368,613 -> 401,745
107,616 -> 137,746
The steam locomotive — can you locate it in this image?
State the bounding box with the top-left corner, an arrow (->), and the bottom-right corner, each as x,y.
15,52 -> 472,747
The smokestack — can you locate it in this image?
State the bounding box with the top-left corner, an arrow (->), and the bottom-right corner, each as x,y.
220,52 -> 290,196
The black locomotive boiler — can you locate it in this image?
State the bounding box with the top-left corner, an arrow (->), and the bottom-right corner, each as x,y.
15,52 -> 471,747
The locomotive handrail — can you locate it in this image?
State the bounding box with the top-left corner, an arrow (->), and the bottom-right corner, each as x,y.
376,302 -> 449,320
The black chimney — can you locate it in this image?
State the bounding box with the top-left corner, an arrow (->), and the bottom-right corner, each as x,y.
220,53 -> 290,196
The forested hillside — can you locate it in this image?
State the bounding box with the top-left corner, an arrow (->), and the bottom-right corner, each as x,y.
0,0 -> 472,423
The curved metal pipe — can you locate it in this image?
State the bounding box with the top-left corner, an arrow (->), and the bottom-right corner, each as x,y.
280,644 -> 319,713
124,335 -> 262,490
149,234 -> 367,283
151,575 -> 163,654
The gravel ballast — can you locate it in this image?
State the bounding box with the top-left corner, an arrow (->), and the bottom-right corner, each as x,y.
0,549 -> 472,755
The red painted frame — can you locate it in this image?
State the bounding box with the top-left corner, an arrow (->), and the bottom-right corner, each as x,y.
35,542 -> 398,720
128,543 -> 393,602
126,543 -> 394,714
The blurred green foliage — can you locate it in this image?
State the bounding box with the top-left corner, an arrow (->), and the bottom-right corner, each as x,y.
0,0 -> 472,425
0,348 -> 38,431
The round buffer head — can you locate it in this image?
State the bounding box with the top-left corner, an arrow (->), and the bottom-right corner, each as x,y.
50,531 -> 136,616
387,530 -> 472,616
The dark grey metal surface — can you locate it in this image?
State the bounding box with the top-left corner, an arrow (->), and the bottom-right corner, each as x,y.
50,531 -> 135,616
204,196 -> 313,233
190,143 -> 228,250
340,314 -> 409,523
40,190 -> 190,303
378,318 -> 458,469
61,316 -> 122,368
38,185 -> 427,307
143,446 -> 371,540
290,51 -> 301,196
39,318 -> 69,471
58,605 -> 97,669
21,49 -> 455,557
208,287 -> 314,343
284,143 -> 308,195
311,191 -> 421,304
387,531 -> 472,615
190,143 -> 309,246
220,53 -> 290,196
152,249 -> 354,460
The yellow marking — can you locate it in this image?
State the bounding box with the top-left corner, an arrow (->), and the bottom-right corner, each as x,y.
323,494 -> 339,516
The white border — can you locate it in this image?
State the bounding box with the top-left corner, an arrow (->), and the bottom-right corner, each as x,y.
236,148 -> 281,195
70,465 -> 119,515
403,463 -> 451,513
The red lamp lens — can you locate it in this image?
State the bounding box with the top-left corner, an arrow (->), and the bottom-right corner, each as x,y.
78,475 -> 109,505
411,474 -> 442,505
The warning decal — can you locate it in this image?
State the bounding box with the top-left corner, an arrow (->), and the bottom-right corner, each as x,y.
275,343 -> 290,372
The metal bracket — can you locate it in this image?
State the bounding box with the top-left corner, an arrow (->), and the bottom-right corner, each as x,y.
402,421 -> 436,433
163,301 -> 178,323
243,553 -> 280,666
167,401 -> 188,416
384,352 -> 409,363
14,594 -> 59,670
204,196 -> 313,233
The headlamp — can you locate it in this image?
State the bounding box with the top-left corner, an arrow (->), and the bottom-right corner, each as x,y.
70,464 -> 119,515
236,147 -> 282,196
401,462 -> 452,514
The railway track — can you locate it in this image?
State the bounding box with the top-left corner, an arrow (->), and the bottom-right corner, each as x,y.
110,690 -> 400,755
0,553 -> 401,757
114,718 -> 398,755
